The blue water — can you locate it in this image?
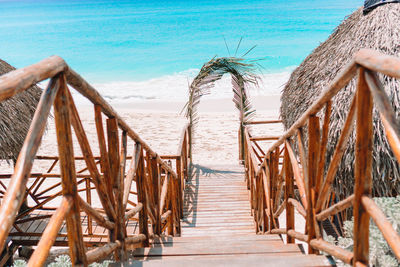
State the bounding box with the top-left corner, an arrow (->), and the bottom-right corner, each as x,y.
0,0 -> 361,101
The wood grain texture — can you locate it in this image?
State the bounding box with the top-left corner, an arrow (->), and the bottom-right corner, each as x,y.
54,74 -> 87,265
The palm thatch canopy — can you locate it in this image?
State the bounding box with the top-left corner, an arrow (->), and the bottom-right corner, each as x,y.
185,57 -> 258,128
280,4 -> 400,199
0,59 -> 42,162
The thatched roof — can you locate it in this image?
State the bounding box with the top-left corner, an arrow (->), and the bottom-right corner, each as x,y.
280,4 -> 400,199
0,59 -> 42,162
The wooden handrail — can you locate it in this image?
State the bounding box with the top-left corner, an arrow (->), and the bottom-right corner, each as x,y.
0,56 -> 189,265
65,68 -> 177,179
242,49 -> 400,266
0,56 -> 66,102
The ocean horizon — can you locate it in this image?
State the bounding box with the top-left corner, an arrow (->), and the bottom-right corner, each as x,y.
0,0 -> 362,103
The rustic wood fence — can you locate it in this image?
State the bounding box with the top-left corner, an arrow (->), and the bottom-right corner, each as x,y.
241,49 -> 400,266
0,58 -> 190,266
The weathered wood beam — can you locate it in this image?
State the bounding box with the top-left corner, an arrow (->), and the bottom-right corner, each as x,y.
353,68 -> 373,266
27,196 -> 72,267
54,74 -> 87,265
0,76 -> 60,252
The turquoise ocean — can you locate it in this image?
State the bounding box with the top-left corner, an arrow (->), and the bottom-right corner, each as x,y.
0,0 -> 361,102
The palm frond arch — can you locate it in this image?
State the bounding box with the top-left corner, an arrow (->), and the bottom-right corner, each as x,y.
183,57 -> 260,161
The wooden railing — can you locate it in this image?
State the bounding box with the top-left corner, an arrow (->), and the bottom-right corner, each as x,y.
242,49 -> 400,266
0,57 -> 190,266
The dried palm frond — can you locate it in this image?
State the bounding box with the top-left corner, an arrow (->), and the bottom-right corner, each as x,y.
0,59 -> 42,163
184,57 -> 259,130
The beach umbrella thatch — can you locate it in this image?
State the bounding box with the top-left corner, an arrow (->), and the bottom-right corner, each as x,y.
280,3 -> 400,200
0,59 -> 42,162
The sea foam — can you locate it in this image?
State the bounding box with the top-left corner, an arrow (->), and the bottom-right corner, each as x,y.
69,68 -> 294,105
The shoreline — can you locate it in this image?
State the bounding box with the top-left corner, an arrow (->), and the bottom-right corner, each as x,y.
75,95 -> 282,114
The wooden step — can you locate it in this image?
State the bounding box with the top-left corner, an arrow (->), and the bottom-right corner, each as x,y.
115,164 -> 334,266
120,254 -> 333,267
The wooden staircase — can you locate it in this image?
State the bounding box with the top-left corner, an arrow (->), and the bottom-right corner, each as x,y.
118,165 -> 333,266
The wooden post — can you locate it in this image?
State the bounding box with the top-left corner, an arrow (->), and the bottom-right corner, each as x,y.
118,130 -> 127,259
136,147 -> 149,246
85,178 -> 92,235
307,115 -> 320,253
106,118 -> 126,261
176,158 -> 183,219
150,156 -> 161,235
284,145 -> 295,243
54,74 -> 87,266
94,105 -> 115,205
353,68 -> 373,266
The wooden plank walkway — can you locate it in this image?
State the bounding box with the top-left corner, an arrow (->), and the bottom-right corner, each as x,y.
120,164 -> 333,266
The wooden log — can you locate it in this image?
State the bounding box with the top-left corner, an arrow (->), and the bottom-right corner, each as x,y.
353,68 -> 373,266
0,56 -> 66,101
94,105 -> 115,205
310,239 -> 353,264
273,200 -> 286,219
316,101 -> 331,192
288,198 -> 306,218
269,228 -> 286,234
244,120 -> 282,125
307,115 -> 320,253
296,129 -> 309,191
274,156 -> 285,211
261,164 -> 272,231
160,155 -> 180,160
284,148 -> 295,244
355,49 -> 400,79
287,230 -> 308,242
54,74 -> 87,265
176,157 -> 184,220
106,117 -> 126,261
364,70 -> 400,164
86,242 -> 121,264
136,148 -> 149,246
67,90 -> 116,220
125,234 -> 146,245
78,196 -> 115,230
316,194 -> 354,221
285,140 -> 308,209
107,117 -> 120,200
171,173 -> 180,235
85,178 -> 93,235
150,156 -> 161,235
316,94 -> 357,211
0,76 -> 60,252
27,196 -> 72,267
125,203 -> 143,220
65,68 -> 178,179
250,136 -> 280,141
271,148 -> 280,229
118,130 -> 128,260
166,171 -> 174,235
361,196 -> 400,261
123,142 -> 141,210
159,173 -> 169,214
